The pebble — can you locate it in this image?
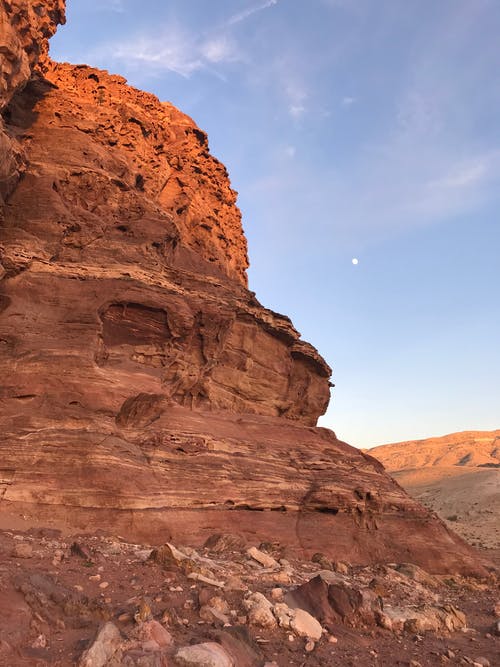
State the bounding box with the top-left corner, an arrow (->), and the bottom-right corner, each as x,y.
305,640 -> 315,652
271,587 -> 283,600
12,543 -> 33,559
175,642 -> 233,667
247,546 -> 279,569
290,608 -> 323,641
99,581 -> 109,589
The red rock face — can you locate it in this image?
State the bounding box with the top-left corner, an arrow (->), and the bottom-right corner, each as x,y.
0,2 -> 487,574
0,0 -> 66,203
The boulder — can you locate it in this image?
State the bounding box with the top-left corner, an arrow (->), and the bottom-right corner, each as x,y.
174,642 -> 234,667
79,622 -> 122,667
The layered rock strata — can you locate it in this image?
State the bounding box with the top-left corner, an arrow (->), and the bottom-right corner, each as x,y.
0,1 -> 486,573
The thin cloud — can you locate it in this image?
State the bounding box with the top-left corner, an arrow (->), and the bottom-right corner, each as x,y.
201,37 -> 238,64
429,161 -> 487,190
341,96 -> 356,106
97,0 -> 124,12
95,23 -> 240,79
289,104 -> 306,118
226,0 -> 278,27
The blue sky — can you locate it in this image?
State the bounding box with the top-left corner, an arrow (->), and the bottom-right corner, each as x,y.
50,0 -> 500,448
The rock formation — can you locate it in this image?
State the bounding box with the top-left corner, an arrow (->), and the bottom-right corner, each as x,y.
0,1 -> 487,574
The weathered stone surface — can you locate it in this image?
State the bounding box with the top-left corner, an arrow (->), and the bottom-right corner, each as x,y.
247,546 -> 279,569
78,622 -> 121,667
0,0 -> 490,577
289,608 -> 323,641
0,0 -> 66,108
285,574 -> 381,630
0,1 -> 66,204
174,642 -> 234,667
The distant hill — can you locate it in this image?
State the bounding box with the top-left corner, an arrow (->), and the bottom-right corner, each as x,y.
369,430 -> 500,549
369,430 -> 500,471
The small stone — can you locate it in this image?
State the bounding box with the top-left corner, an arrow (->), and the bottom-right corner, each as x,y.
273,602 -> 293,629
99,581 -> 109,589
78,622 -> 121,667
89,574 -> 101,582
175,641 -> 233,666
118,613 -> 131,623
271,571 -> 291,585
473,659 -> 490,667
134,599 -> 152,623
12,543 -> 33,559
32,634 -> 47,648
333,561 -> 349,574
288,634 -> 294,642
188,573 -> 225,588
328,635 -> 338,644
199,605 -> 230,626
135,620 -> 173,649
305,640 -> 315,652
71,542 -> 91,560
271,587 -> 283,601
290,608 -> 322,641
74,585 -> 84,592
247,546 -> 279,569
224,576 -> 247,592
249,604 -> 276,629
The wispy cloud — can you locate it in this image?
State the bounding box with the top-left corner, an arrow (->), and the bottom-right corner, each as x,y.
104,27 -> 203,77
226,0 -> 278,27
97,0 -> 124,12
429,160 -> 489,191
90,2 -> 279,79
94,21 -> 241,79
341,95 -> 356,107
202,38 -> 232,64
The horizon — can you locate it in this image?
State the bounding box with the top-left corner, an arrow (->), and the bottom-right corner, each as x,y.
50,0 -> 500,448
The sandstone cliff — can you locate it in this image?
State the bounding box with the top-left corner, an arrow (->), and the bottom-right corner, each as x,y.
0,1 -> 486,574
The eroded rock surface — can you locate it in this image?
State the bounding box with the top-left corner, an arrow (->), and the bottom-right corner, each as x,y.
0,0 -> 66,203
0,0 -> 488,574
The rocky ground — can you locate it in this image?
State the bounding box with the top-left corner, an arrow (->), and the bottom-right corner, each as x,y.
0,528 -> 498,666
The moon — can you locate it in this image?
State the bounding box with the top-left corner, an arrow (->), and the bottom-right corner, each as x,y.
351,258 -> 359,265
